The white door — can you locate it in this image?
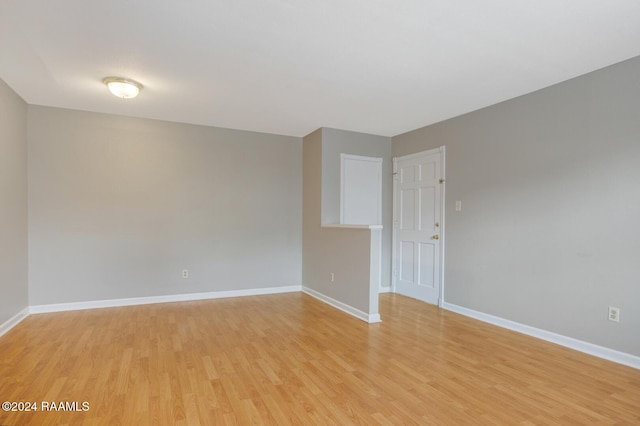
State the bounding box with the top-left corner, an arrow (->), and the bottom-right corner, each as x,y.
392,147 -> 444,305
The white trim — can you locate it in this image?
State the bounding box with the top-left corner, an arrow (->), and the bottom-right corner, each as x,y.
443,302 -> 640,370
438,146 -> 446,308
378,286 -> 392,294
29,286 -> 302,314
321,223 -> 383,230
391,157 -> 398,293
302,286 -> 381,323
0,307 -> 30,338
339,153 -> 384,162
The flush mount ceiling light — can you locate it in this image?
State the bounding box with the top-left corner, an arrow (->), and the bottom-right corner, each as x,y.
103,77 -> 142,99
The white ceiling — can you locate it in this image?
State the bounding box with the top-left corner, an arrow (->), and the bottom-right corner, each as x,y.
1,1 -> 640,137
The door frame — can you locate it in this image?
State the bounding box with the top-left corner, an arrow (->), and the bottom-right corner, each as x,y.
391,146 -> 446,307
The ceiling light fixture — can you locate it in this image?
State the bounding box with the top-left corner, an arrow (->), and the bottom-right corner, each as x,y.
103,77 -> 143,99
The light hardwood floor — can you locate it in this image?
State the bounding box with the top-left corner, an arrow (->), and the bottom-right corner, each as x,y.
0,293 -> 638,425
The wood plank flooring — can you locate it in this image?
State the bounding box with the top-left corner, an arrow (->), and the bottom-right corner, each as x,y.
1,293 -> 639,425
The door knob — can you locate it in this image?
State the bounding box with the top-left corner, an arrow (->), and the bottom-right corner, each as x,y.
431,234 -> 439,240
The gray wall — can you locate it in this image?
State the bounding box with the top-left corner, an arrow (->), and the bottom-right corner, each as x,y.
302,129 -> 376,314
0,79 -> 29,324
28,106 -> 302,305
393,56 -> 640,356
320,128 -> 392,288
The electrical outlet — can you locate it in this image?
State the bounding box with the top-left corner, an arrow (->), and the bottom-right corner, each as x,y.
330,272 -> 335,283
182,269 -> 189,279
455,200 -> 462,211
608,306 -> 620,323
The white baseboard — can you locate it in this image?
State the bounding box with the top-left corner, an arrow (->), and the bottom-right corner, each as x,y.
29,285 -> 302,314
0,307 -> 30,338
302,287 -> 381,323
442,302 -> 640,370
378,286 -> 392,294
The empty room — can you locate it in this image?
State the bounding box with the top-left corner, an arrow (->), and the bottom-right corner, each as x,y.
1,1 -> 639,424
